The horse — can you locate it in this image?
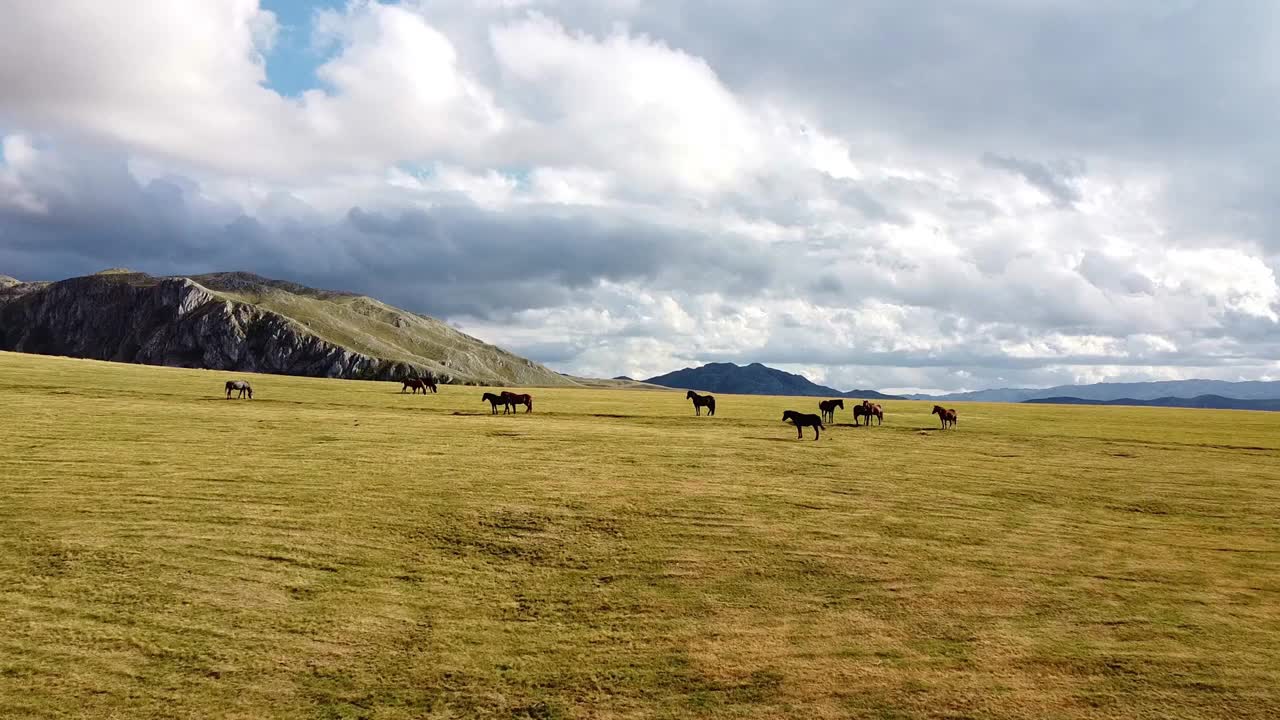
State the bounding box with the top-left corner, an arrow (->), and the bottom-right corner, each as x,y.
852,402 -> 872,426
865,402 -> 884,426
482,392 -> 507,414
224,380 -> 252,400
852,400 -> 883,426
501,391 -> 533,414
686,390 -> 716,416
932,405 -> 957,429
782,410 -> 824,440
818,398 -> 844,424
401,378 -> 430,394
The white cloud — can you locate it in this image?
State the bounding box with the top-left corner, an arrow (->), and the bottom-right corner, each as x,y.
1,1 -> 1278,392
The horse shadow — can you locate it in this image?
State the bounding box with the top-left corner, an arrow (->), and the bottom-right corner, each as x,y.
743,436 -> 831,444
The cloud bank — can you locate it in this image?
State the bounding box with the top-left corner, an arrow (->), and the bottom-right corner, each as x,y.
1,0 -> 1278,393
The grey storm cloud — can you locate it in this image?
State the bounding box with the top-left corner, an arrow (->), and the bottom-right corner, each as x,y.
0,150 -> 776,318
980,153 -> 1084,208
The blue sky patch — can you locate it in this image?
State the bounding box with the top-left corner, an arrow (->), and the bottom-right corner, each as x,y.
260,0 -> 346,96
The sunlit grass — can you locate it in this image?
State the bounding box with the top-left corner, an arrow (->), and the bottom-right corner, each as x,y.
1,351 -> 1277,718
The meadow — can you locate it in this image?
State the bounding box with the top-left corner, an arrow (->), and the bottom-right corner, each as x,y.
1,351 -> 1277,719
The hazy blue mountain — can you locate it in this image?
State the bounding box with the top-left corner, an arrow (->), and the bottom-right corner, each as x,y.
1025,395 -> 1280,411
915,379 -> 1280,403
644,362 -> 903,399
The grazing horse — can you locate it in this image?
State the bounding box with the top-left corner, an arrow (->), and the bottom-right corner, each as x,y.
782,410 -> 824,440
818,398 -> 844,424
482,392 -> 507,414
501,391 -> 533,414
932,405 -> 958,429
224,380 -> 252,399
401,378 -> 431,394
686,390 -> 716,416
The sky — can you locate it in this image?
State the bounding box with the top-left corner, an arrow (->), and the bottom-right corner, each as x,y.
1,1 -> 1278,394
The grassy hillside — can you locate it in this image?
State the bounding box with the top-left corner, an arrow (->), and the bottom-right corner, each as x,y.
1,351 -> 1277,719
196,273 -> 562,385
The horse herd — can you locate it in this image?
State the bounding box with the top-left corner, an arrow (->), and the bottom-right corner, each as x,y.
224,379 -> 960,439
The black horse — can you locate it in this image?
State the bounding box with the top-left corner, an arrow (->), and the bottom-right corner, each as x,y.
686,390 -> 716,416
225,380 -> 253,399
818,398 -> 844,424
783,410 -> 824,440
482,392 -> 507,414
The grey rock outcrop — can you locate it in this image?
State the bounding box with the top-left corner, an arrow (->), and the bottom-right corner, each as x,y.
0,271 -> 575,385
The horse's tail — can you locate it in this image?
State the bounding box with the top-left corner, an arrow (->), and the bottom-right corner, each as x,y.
708,397 -> 716,415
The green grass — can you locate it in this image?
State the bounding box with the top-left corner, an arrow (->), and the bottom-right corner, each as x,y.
1,351 -> 1277,719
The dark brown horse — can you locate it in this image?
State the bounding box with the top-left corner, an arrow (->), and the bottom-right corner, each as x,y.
501,391 -> 533,414
402,378 -> 432,394
686,390 -> 716,416
932,405 -> 957,429
852,401 -> 872,426
783,410 -> 824,440
225,380 -> 252,399
482,392 -> 506,414
818,398 -> 844,423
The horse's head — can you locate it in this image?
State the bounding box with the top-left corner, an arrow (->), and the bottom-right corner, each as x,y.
932,405 -> 943,415
781,411 -> 794,422
686,390 -> 696,399
835,399 -> 844,409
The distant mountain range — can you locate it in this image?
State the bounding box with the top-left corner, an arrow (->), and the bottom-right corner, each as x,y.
644,362 -> 903,399
912,379 -> 1280,403
1025,395 -> 1280,412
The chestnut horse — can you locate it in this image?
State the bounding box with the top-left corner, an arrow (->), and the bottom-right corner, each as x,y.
818,398 -> 844,424
932,405 -> 957,429
865,401 -> 883,426
686,390 -> 716,416
224,380 -> 253,399
782,410 -> 824,440
501,391 -> 533,414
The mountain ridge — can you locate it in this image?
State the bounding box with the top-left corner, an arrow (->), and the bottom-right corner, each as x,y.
1025,395 -> 1280,412
914,378 -> 1280,403
644,362 -> 903,399
0,270 -> 575,386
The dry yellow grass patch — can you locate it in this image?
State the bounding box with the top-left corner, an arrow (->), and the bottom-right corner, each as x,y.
0,351 -> 1277,718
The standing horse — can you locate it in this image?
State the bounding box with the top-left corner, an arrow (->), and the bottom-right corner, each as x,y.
482,392 -> 507,414
686,390 -> 716,416
866,402 -> 884,426
818,398 -> 844,424
782,410 -> 824,440
401,378 -> 430,394
225,380 -> 253,399
932,405 -> 957,429
501,391 -> 533,414
852,402 -> 872,426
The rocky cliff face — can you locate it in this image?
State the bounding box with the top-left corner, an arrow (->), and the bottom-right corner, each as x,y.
0,271 -> 574,385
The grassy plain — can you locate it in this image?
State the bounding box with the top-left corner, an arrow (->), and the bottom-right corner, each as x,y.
1,351 -> 1278,719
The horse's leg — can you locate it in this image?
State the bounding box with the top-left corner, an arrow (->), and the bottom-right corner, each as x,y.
813,425 -> 820,440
